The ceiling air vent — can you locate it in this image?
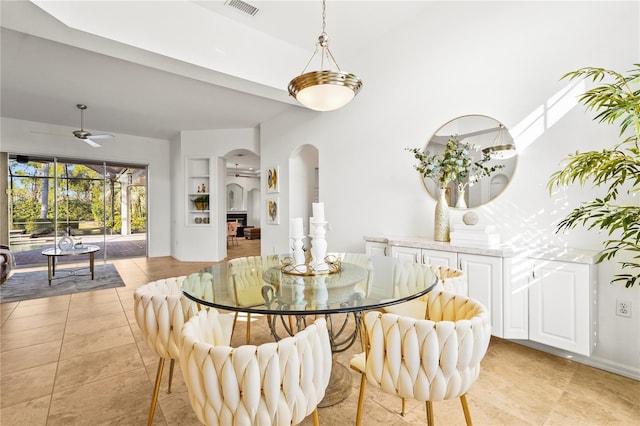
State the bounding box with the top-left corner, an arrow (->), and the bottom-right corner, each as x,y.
225,0 -> 259,16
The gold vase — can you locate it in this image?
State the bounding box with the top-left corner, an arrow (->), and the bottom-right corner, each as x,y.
434,186 -> 450,242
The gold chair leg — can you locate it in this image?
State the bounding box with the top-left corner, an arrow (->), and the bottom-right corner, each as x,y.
166,359 -> 175,394
232,311 -> 239,338
401,397 -> 406,416
313,408 -> 320,426
426,401 -> 434,426
149,358 -> 165,426
245,312 -> 251,344
355,373 -> 367,426
460,394 -> 473,426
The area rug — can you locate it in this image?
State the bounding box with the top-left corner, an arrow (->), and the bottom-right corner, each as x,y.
0,264 -> 125,303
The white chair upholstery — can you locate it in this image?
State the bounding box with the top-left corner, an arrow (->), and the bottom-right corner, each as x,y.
384,265 -> 465,319
328,252 -> 373,295
351,291 -> 491,425
180,311 -> 332,426
227,255 -> 279,344
134,276 -> 233,426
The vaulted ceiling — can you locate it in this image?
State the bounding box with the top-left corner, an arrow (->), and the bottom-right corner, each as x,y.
1,0 -> 433,171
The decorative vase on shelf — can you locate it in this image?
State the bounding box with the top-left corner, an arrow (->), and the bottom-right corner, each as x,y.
434,186 -> 450,242
455,187 -> 467,209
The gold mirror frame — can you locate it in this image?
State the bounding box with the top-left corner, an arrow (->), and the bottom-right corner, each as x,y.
422,115 -> 518,208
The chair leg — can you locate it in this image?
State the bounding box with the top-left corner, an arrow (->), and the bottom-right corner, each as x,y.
148,358 -> 165,426
426,401 -> 434,426
401,397 -> 406,416
313,408 -> 320,426
245,312 -> 251,344
460,394 -> 473,426
232,311 -> 239,337
355,373 -> 367,426
166,359 -> 175,394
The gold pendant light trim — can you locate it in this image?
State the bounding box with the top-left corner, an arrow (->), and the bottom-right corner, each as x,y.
288,70 -> 363,96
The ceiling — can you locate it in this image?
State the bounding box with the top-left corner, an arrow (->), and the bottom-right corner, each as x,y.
1,1 -> 433,172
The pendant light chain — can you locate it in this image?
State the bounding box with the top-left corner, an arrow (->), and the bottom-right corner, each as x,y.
322,0 -> 326,35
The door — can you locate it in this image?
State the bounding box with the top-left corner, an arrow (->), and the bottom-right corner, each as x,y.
503,257 -> 530,339
420,248 -> 457,268
390,246 -> 421,263
460,253 -> 503,337
529,260 -> 592,355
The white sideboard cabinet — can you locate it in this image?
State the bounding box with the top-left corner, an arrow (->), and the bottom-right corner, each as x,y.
389,244 -> 504,337
506,258 -> 598,356
366,236 -> 599,356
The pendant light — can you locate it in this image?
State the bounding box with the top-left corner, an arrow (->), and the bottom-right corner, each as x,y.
287,0 -> 363,112
482,124 -> 517,159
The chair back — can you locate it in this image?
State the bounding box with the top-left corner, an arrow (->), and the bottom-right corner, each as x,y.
134,276 -> 200,359
180,312 -> 332,426
363,291 -> 491,402
429,265 -> 467,295
227,221 -> 238,236
227,255 -> 279,307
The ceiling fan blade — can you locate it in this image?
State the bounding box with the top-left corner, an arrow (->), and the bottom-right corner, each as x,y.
87,133 -> 114,139
76,137 -> 101,148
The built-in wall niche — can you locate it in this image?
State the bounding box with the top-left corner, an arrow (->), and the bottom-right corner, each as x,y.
226,183 -> 244,211
186,157 -> 211,226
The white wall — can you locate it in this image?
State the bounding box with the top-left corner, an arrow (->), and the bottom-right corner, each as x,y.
260,2 -> 639,375
1,116 -> 172,257
173,128 -> 259,261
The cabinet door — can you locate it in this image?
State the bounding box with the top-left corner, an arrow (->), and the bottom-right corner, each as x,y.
420,249 -> 457,268
529,260 -> 592,355
390,246 -> 421,263
365,241 -> 388,257
503,257 -> 530,339
459,253 -> 503,338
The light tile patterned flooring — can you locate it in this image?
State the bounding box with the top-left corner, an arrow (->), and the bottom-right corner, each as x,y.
1,238 -> 638,425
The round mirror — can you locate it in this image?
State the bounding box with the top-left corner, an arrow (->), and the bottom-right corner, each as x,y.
421,115 -> 517,208
226,183 -> 244,211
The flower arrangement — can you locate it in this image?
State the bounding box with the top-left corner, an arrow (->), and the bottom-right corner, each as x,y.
407,136 -> 504,190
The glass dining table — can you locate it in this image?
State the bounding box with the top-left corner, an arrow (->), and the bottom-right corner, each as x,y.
182,253 -> 439,407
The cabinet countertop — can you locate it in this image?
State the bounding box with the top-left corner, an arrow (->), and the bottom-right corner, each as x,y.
363,235 -> 601,264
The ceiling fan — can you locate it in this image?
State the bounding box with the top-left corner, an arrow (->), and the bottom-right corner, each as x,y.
72,104 -> 113,148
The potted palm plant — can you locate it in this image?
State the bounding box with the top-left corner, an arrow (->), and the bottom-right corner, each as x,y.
548,64 -> 640,288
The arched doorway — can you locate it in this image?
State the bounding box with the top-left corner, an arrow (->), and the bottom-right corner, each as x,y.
224,149 -> 261,256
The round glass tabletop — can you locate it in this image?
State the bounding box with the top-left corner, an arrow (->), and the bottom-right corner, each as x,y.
181,254 -> 439,316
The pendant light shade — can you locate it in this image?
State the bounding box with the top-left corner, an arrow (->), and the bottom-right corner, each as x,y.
288,1 -> 362,111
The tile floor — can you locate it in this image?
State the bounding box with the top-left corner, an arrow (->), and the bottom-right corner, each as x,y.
1,240 -> 638,425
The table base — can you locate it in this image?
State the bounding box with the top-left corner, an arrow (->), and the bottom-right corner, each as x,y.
318,362 -> 352,408
47,251 -> 96,286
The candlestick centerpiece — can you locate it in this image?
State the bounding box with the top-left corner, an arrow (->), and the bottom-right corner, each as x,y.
283,203 -> 341,276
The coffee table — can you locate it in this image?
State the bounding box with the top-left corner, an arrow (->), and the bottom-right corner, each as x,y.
41,245 -> 100,286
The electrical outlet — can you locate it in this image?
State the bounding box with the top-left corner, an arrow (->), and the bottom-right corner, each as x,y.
616,299 -> 632,318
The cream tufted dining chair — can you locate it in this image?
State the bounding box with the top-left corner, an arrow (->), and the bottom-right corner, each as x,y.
134,276 -> 234,426
350,291 -> 491,425
227,255 -> 279,344
384,264 -> 465,318
180,310 -> 332,426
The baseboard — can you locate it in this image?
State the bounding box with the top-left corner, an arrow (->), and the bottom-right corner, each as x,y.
507,339 -> 640,381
